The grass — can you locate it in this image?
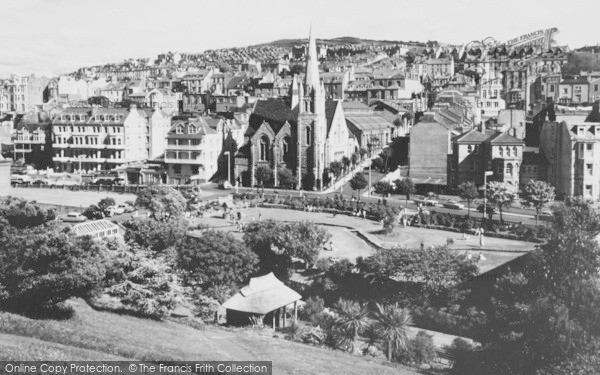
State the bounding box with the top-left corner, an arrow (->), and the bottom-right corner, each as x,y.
0,299 -> 422,374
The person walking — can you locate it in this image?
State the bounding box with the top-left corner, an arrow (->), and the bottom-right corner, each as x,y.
479,228 -> 485,248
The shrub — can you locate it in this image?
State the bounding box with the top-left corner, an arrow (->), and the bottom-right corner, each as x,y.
395,330 -> 437,364
299,296 -> 326,322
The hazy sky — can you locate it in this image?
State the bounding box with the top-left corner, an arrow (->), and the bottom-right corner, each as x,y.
3,0 -> 599,77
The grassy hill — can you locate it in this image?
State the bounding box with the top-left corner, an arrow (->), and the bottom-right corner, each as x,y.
250,37 -> 419,49
0,300 -> 421,375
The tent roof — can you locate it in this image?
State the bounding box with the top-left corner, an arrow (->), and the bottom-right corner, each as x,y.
222,273 -> 301,314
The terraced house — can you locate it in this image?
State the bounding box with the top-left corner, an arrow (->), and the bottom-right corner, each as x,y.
52,105 -> 147,173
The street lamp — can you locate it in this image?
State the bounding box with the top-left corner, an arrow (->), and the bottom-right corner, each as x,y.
368,159 -> 372,197
224,151 -> 231,183
482,171 -> 494,224
77,154 -> 87,184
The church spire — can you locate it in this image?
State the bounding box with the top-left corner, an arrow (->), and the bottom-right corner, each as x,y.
305,24 -> 320,90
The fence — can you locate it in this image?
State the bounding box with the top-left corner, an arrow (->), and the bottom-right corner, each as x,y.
11,183 -> 203,195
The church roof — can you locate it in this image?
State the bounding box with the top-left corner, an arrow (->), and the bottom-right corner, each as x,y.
249,98 -> 296,135
325,100 -> 340,134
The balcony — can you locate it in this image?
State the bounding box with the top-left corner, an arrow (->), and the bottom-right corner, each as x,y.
164,157 -> 205,165
15,138 -> 44,144
165,143 -> 203,150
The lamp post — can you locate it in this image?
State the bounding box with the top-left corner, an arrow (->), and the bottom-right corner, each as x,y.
224,151 -> 231,183
482,171 -> 494,224
77,154 -> 87,184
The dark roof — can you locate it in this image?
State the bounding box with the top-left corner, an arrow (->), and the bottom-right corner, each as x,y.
453,129 -> 496,143
585,102 -> 600,122
522,152 -> 548,165
487,132 -> 523,145
249,98 -> 296,134
325,100 -> 339,133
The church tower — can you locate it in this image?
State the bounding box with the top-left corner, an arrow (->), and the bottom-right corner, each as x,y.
296,25 -> 327,190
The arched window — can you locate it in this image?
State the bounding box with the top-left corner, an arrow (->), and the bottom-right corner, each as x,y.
467,145 -> 473,153
282,136 -> 291,163
499,147 -> 503,157
512,146 -> 517,157
305,126 -> 311,145
506,146 -> 511,157
506,163 -> 513,176
259,136 -> 269,161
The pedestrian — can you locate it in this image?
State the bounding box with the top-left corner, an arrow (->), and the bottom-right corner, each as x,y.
237,211 -> 242,220
258,212 -> 262,220
479,228 -> 485,248
332,211 -> 337,218
420,241 -> 425,251
361,209 -> 366,220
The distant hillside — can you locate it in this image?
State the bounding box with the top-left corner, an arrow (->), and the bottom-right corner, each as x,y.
251,37 -> 424,48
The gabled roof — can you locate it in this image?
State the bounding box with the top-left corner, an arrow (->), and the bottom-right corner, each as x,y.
325,100 -> 340,134
72,219 -> 120,237
453,129 -> 496,143
249,98 -> 296,134
487,132 -> 523,145
222,273 -> 301,314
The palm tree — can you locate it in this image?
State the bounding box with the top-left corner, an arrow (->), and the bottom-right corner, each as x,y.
333,298 -> 370,353
373,303 -> 413,361
361,323 -> 381,355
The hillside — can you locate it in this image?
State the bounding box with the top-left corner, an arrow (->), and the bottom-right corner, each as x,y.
250,37 -> 420,48
0,299 -> 420,375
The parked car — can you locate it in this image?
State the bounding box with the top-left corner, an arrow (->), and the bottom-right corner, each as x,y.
477,204 -> 498,214
118,204 -> 136,213
219,180 -> 232,190
414,197 -> 438,206
93,177 -> 124,186
61,212 -> 87,222
443,200 -> 466,210
10,175 -> 32,185
107,205 -> 125,215
31,178 -> 54,186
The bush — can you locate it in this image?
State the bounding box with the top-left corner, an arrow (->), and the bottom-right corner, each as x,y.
396,330 -> 437,364
299,296 -> 326,322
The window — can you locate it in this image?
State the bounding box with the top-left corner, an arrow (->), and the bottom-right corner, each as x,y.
587,163 -> 593,175
305,126 -> 311,145
497,163 -> 503,174
188,125 -> 196,134
173,164 -> 181,174
586,184 -> 593,196
550,84 -> 555,92
467,145 -> 473,153
494,102 -> 499,108
512,146 -> 517,157
282,137 -> 291,163
506,146 -> 511,157
499,147 -> 503,157
176,125 -> 184,134
259,136 -> 269,161
506,163 -> 513,176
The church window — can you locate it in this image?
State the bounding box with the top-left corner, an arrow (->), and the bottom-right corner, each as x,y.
282,136 -> 291,163
305,126 -> 311,145
259,136 -> 269,161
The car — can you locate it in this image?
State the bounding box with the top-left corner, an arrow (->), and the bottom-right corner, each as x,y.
107,205 -> 125,215
443,200 -> 466,210
61,212 -> 87,222
477,204 -> 498,214
31,178 -> 54,186
414,197 -> 438,206
118,204 -> 135,213
219,180 -> 232,190
10,175 -> 32,185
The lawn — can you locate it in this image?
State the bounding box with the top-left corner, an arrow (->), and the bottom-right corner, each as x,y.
0,299 -> 421,374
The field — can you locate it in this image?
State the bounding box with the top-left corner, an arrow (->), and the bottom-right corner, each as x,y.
0,299 -> 421,375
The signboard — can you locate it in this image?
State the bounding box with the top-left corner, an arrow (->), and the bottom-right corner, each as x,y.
506,28 -> 558,49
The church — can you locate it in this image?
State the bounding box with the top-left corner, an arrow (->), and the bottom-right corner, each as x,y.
234,28 -> 356,190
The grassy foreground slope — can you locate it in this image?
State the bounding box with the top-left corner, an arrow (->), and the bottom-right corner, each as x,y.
0,299 -> 420,375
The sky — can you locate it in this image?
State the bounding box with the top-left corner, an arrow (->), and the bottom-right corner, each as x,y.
2,0 -> 600,77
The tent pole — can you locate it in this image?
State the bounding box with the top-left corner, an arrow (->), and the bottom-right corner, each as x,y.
283,305 -> 286,328
294,301 -> 298,323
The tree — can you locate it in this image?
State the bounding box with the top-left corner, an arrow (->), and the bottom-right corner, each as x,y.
277,167 -> 294,189
255,165 -> 273,188
395,178 -> 415,206
522,180 -> 555,225
135,185 -> 186,220
458,181 -> 479,217
0,196 -> 56,228
332,298 -> 370,353
341,156 -> 352,173
92,239 -> 183,319
373,303 -> 412,361
371,157 -> 384,172
123,217 -> 188,254
485,181 -> 518,224
243,220 -> 331,279
380,148 -> 393,172
83,205 -> 104,220
176,230 -> 258,300
351,152 -> 360,166
373,181 -> 394,197
0,221 -> 107,315
349,173 -> 368,198
329,161 -> 343,179
97,197 -> 115,213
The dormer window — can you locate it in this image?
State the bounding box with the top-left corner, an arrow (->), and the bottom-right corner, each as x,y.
188,125 -> 196,134
95,115 -> 101,122
60,115 -> 66,121
80,115 -> 86,122
176,125 -> 184,134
